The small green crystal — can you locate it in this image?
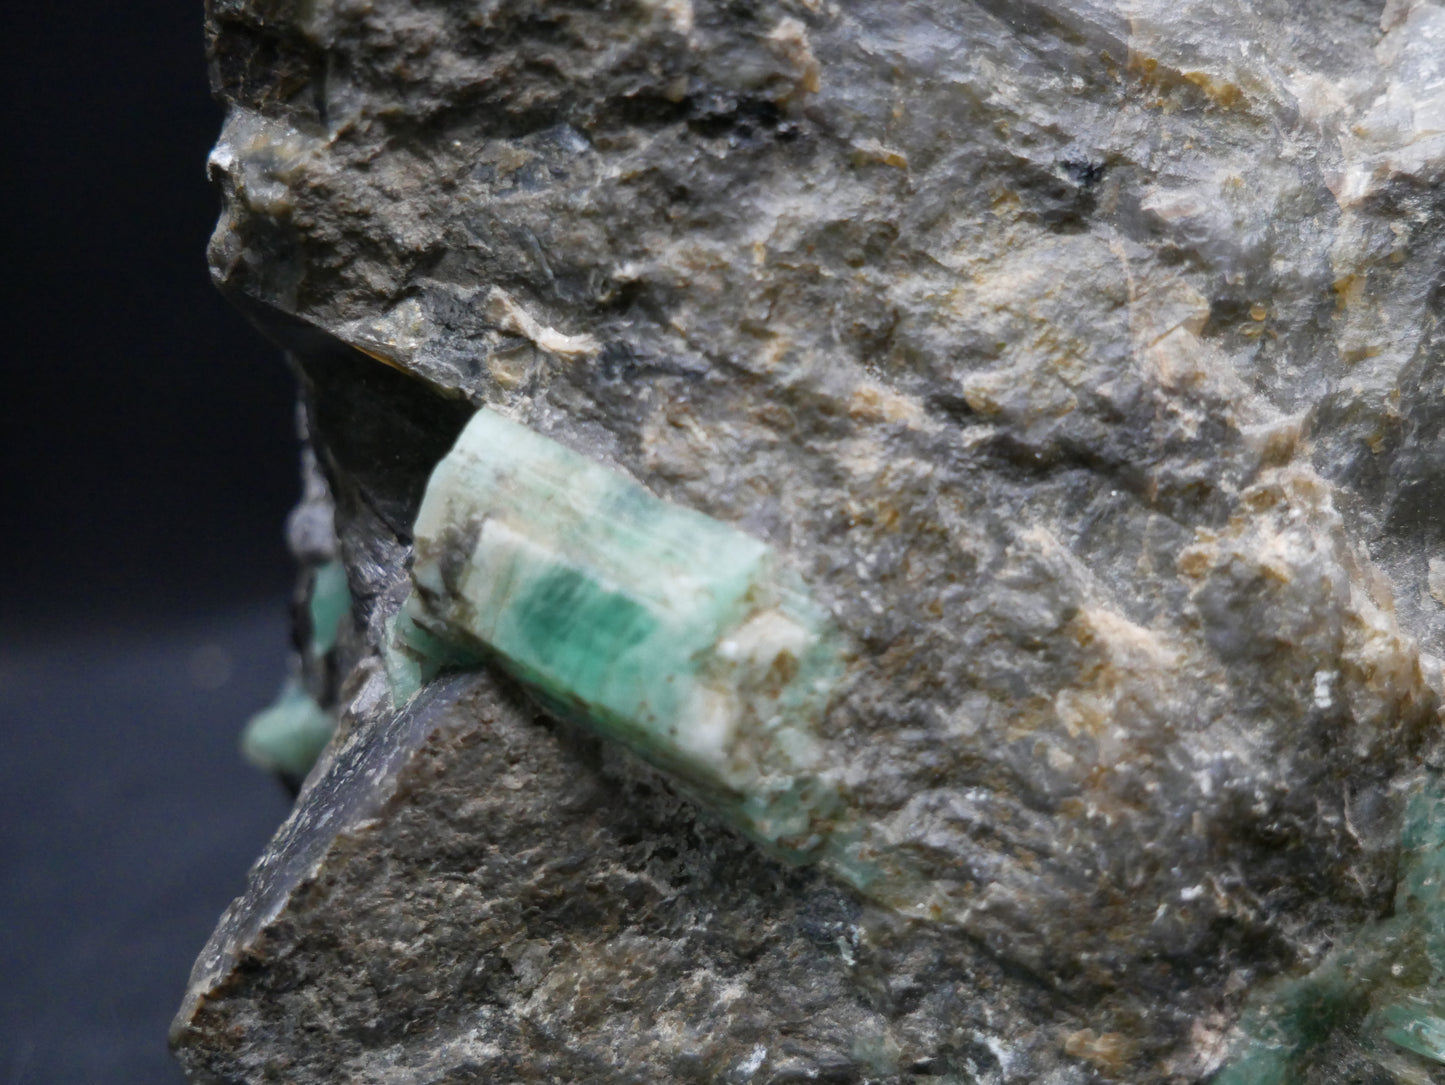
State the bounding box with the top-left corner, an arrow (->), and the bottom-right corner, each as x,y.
1214,772 -> 1445,1081
1380,1002 -> 1445,1066
241,680 -> 337,782
308,559 -> 351,656
383,604 -> 481,706
396,408 -> 843,857
243,561 -> 351,785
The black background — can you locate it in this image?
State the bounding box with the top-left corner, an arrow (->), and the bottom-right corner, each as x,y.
2,3 -> 302,1080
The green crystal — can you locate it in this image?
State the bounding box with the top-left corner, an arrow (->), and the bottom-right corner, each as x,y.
397,408 -> 843,857
242,561 -> 350,784
1214,772 -> 1445,1081
383,604 -> 481,706
308,559 -> 350,656
240,680 -> 337,782
1380,1002 -> 1445,1066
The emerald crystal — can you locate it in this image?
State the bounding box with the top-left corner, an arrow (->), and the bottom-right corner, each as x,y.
395,408 -> 843,858
241,561 -> 351,784
308,559 -> 350,656
240,680 -> 336,782
1215,772 -> 1445,1080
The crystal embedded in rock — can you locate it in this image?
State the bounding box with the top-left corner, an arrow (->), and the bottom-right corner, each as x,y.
178,0 -> 1445,1080
398,408 -> 841,856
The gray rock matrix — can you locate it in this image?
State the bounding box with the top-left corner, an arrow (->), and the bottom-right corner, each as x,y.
176,0 -> 1445,1081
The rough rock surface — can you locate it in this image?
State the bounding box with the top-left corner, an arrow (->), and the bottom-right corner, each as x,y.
176,1 -> 1445,1081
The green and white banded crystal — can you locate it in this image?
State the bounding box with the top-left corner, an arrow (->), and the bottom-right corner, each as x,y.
392,408 -> 844,859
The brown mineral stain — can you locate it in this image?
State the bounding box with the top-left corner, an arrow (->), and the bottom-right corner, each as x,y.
353,344 -> 411,374
1334,273 -> 1366,311
768,17 -> 821,98
848,382 -> 922,425
991,188 -> 1023,214
1064,1028 -> 1138,1074
850,139 -> 909,170
1183,71 -> 1243,108
1342,343 -> 1383,363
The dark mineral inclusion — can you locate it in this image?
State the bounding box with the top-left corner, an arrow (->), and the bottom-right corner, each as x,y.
175,0 -> 1445,1082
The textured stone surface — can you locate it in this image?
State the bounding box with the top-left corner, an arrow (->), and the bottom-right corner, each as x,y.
177,0 -> 1445,1081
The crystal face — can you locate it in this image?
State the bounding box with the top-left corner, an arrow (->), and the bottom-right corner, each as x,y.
395,408 -> 843,858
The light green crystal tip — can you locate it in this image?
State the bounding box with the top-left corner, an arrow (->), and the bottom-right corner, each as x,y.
394,408 -> 844,858
241,561 -> 349,784
241,681 -> 337,782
